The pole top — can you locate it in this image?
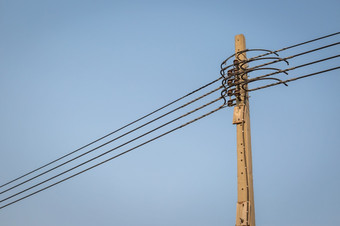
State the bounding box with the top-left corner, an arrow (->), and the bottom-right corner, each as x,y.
235,34 -> 246,54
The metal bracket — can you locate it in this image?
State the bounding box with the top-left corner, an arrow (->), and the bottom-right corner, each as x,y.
233,105 -> 244,124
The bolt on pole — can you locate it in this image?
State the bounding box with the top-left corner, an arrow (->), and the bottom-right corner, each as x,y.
233,34 -> 255,226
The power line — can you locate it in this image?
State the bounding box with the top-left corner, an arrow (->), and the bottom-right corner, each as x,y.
220,31 -> 340,68
0,101 -> 225,210
0,86 -> 223,195
244,54 -> 340,85
0,97 -> 224,203
220,36 -> 339,107
244,42 -> 340,71
247,66 -> 340,92
1,31 -> 339,210
0,77 -> 222,189
221,40 -> 339,76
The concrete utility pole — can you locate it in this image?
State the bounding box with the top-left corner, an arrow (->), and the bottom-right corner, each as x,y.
233,34 -> 255,226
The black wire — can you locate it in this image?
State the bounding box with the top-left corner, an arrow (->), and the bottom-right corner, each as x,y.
220,49 -> 278,68
0,77 -> 222,189
229,42 -> 340,87
1,31 -> 339,209
0,105 -> 224,210
243,55 -> 340,86
246,32 -> 340,61
248,66 -> 340,92
0,86 -> 223,195
247,42 -> 340,71
221,31 -> 340,69
0,97 -> 224,204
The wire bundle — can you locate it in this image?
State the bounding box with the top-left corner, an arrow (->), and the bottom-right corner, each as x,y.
220,32 -> 340,104
0,75 -> 225,210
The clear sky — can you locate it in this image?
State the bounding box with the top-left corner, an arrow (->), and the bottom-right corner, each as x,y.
1,0 -> 339,225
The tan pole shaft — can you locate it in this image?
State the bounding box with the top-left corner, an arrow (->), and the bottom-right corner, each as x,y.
233,34 -> 255,226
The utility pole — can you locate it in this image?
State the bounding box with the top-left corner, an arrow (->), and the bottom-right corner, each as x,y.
233,34 -> 255,226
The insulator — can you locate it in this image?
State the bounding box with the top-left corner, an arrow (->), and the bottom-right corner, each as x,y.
227,79 -> 234,86
227,89 -> 235,96
234,74 -> 240,81
220,47 -> 290,103
233,60 -> 240,70
227,99 -> 236,107
227,69 -> 234,78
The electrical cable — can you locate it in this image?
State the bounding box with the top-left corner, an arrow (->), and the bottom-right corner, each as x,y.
220,33 -> 339,107
246,66 -> 340,92
0,99 -> 225,209
257,31 -> 340,58
0,77 -> 222,189
221,31 -> 340,67
1,31 -> 339,210
223,41 -> 340,76
243,42 -> 340,71
0,86 -> 223,195
243,54 -> 340,86
0,96 -> 224,203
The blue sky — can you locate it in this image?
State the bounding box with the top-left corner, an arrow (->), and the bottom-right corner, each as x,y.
0,0 -> 339,225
